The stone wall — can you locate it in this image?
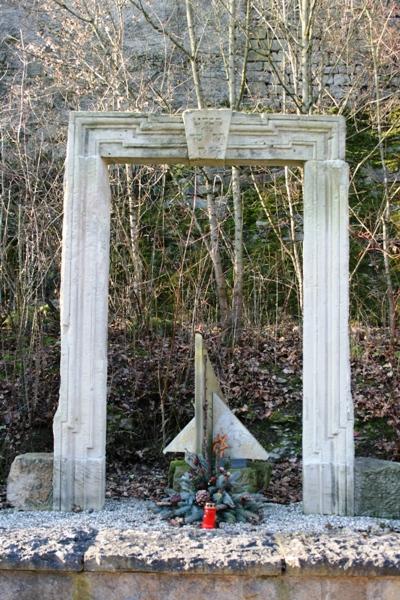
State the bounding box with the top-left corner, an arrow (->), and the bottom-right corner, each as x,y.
1,0 -> 399,118
1,526 -> 400,600
2,571 -> 400,600
246,7 -> 400,109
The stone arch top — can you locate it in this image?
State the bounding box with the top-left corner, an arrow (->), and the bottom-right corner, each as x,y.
68,110 -> 346,165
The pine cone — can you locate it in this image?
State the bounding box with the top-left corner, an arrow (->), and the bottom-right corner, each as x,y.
195,490 -> 211,506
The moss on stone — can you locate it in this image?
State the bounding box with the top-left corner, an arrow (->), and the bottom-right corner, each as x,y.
168,459 -> 188,488
73,575 -> 91,600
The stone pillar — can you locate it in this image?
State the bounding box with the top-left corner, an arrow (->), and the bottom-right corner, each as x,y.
302,160 -> 354,515
53,131 -> 111,511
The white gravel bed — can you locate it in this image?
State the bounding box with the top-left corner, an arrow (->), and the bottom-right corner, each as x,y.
1,499 -> 400,535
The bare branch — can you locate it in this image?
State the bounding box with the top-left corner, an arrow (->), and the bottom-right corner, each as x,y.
127,0 -> 192,60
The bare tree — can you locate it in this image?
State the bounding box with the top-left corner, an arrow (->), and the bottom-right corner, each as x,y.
366,3 -> 399,341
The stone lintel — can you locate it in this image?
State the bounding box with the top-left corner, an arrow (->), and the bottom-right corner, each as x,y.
67,110 -> 346,165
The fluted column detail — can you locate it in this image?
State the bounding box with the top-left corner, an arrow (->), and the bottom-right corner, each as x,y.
303,159 -> 354,515
53,121 -> 111,511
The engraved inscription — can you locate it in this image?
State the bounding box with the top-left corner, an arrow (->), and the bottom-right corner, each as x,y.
183,109 -> 232,161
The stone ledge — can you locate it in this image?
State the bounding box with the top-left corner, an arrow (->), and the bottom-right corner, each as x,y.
277,532 -> 400,577
1,527 -> 400,578
83,529 -> 281,575
0,527 -> 96,572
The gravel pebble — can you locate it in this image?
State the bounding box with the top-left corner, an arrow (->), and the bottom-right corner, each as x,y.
1,500 -> 399,536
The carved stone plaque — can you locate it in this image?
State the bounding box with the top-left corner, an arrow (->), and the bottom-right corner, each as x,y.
183,109 -> 232,162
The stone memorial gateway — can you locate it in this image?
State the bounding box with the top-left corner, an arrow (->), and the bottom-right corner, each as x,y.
53,109 -> 353,515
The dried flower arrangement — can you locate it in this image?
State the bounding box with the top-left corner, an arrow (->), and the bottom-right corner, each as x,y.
155,449 -> 265,526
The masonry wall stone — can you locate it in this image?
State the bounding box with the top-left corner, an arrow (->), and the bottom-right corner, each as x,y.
2,572 -> 400,600
1,0 -> 398,122
2,527 -> 400,600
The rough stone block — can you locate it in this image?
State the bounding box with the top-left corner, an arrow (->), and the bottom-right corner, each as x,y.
7,453 -> 53,510
355,457 -> 400,519
1,572 -> 400,600
247,49 -> 266,62
246,61 -> 265,72
1,526 -> 400,598
0,526 -> 95,571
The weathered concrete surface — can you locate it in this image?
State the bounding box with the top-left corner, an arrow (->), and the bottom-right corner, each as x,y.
277,532 -> 400,577
0,527 -> 96,572
355,457 -> 400,519
83,528 -> 281,574
1,527 -> 400,575
1,528 -> 400,599
0,571 -> 76,600
7,453 -> 53,510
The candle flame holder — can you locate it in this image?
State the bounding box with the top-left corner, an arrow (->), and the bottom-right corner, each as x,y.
201,502 -> 217,529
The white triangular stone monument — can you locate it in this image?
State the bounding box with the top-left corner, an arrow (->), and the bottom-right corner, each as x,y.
163,333 -> 269,461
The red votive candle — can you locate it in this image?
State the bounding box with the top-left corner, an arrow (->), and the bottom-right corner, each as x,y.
201,502 -> 217,529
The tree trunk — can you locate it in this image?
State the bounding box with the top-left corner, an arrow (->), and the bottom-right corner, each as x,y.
368,12 -> 397,341
205,178 -> 230,326
285,167 -> 303,312
185,0 -> 230,326
299,0 -> 315,113
228,0 -> 244,339
125,165 -> 143,311
231,165 -> 243,337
